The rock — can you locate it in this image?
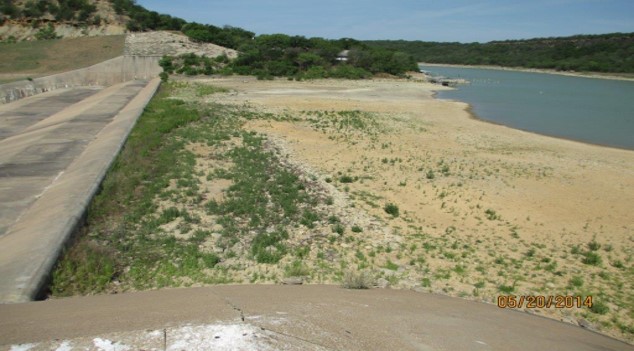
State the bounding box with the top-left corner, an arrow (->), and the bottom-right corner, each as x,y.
561,317 -> 576,325
375,278 -> 389,288
231,242 -> 244,253
577,319 -> 594,330
545,282 -> 555,289
282,277 -> 303,285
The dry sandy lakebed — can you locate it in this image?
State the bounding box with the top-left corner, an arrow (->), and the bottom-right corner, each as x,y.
168,75 -> 634,342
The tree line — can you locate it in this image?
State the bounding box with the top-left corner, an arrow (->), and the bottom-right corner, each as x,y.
1,0 -> 418,79
158,35 -> 418,81
112,1 -> 418,78
365,33 -> 634,74
112,0 -> 417,79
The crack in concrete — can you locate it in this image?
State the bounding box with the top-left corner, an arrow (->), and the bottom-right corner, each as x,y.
209,290 -> 335,350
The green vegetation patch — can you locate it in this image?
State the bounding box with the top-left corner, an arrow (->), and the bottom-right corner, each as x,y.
302,110 -> 383,143
50,82 -> 341,296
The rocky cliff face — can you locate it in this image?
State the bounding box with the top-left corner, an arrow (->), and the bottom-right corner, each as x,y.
124,31 -> 238,58
0,22 -> 126,41
0,0 -> 128,41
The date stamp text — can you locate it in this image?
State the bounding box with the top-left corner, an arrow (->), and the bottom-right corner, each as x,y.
497,295 -> 593,309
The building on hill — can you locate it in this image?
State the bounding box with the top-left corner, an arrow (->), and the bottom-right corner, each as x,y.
336,50 -> 349,62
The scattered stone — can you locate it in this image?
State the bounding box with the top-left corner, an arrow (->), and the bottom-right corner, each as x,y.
281,277 -> 303,285
375,278 -> 389,288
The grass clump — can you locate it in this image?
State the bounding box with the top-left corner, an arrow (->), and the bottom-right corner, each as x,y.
285,260 -> 311,277
332,224 -> 345,235
582,251 -> 602,266
342,270 -> 374,289
569,276 -> 584,287
51,241 -> 116,297
195,84 -> 229,96
485,209 -> 500,220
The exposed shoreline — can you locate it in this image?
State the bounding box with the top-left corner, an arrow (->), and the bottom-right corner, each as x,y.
431,91 -> 634,153
419,62 -> 634,82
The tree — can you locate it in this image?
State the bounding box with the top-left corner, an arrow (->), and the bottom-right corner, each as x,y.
296,52 -> 323,70
35,24 -> 60,40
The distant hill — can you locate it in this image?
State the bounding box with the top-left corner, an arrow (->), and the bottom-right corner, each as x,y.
365,33 -> 634,74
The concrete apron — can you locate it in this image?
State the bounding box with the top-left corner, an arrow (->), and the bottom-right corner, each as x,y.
0,78 -> 161,303
0,285 -> 631,351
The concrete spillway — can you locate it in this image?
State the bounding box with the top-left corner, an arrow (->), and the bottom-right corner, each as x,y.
0,55 -> 162,104
0,44 -> 163,302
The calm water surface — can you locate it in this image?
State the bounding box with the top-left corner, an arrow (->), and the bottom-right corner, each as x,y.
419,65 -> 634,150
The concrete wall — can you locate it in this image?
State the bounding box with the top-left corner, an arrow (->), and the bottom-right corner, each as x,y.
0,55 -> 161,104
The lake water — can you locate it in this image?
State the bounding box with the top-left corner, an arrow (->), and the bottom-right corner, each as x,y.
418,65 -> 634,150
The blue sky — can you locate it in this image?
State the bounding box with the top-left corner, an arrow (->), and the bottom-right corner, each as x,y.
136,0 -> 634,42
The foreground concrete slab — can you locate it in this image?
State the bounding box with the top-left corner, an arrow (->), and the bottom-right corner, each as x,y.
0,285 -> 631,350
0,79 -> 161,303
0,82 -> 144,237
0,87 -> 101,141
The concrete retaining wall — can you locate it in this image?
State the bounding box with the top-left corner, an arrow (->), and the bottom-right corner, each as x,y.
0,55 -> 161,104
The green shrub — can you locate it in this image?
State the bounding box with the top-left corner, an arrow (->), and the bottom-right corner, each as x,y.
339,175 -> 355,183
35,24 -> 59,40
384,203 -> 399,217
251,230 -> 288,263
351,225 -> 363,233
302,65 -> 328,79
329,64 -> 371,79
285,260 -> 310,277
498,284 -> 515,294
589,301 -> 609,314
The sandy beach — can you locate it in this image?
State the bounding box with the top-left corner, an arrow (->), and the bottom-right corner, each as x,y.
168,75 -> 634,342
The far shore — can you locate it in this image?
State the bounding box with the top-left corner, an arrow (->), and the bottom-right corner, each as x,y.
418,62 -> 634,82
